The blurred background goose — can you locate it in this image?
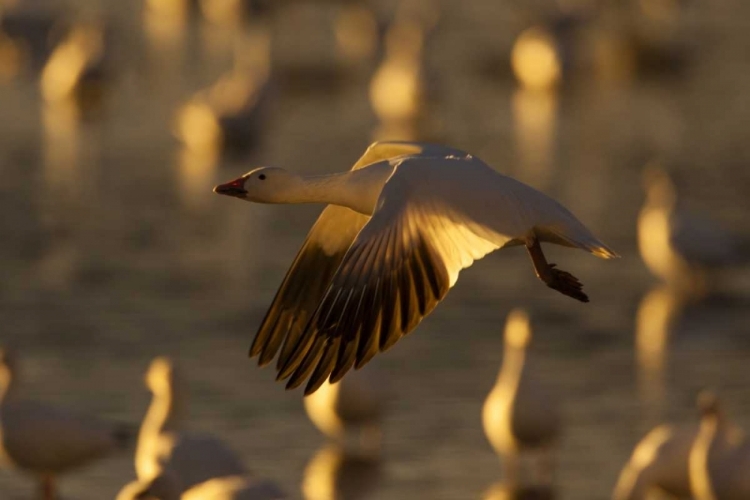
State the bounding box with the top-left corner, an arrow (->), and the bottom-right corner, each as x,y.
0,347 -> 131,500
637,162 -> 743,298
133,357 -> 247,495
303,366 -> 387,456
482,309 -> 561,487
689,391 -> 750,500
612,422 -> 696,499
174,29 -> 271,157
301,444 -> 381,500
40,22 -> 110,113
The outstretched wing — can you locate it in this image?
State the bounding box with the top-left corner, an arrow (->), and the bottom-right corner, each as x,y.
249,142 -> 471,368
275,156 -> 501,394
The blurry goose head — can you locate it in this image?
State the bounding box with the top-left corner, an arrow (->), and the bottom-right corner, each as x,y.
213,167 -> 301,203
145,356 -> 179,395
504,309 -> 531,349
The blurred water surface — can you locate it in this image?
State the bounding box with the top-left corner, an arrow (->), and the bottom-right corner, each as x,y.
1,1 -> 750,499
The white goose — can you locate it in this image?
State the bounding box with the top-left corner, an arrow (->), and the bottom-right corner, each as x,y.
214,141 -> 618,394
612,422 -> 698,500
0,348 -> 130,500
689,392 -> 750,500
638,163 -> 741,296
482,309 -> 561,485
135,357 -> 247,495
303,365 -> 386,455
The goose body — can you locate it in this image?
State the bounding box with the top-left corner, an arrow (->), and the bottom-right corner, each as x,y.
214,141 -> 617,394
612,423 -> 696,500
0,348 -> 129,499
135,357 -> 247,496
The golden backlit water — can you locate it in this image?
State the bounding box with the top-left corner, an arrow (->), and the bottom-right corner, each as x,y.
1,1 -> 750,499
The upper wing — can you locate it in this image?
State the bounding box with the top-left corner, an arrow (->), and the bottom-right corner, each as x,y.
275,157 -> 501,394
250,142 -> 470,367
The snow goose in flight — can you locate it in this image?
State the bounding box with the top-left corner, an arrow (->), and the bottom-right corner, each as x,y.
214,141 -> 618,394
0,347 -> 131,500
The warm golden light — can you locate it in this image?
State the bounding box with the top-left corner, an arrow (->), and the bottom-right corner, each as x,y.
174,98 -> 223,154
335,5 -> 378,64
512,88 -> 557,190
511,27 -> 561,92
176,147 -> 219,210
143,0 -> 188,51
369,20 -> 425,123
301,445 -> 381,500
0,33 -> 22,81
41,25 -> 103,104
303,367 -> 386,455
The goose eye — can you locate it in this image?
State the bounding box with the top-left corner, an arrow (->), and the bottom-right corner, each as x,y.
259,174 -> 266,180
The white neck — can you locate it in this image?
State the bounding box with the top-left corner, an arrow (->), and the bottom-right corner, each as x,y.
497,346 -> 526,388
280,163 -> 393,215
140,384 -> 185,438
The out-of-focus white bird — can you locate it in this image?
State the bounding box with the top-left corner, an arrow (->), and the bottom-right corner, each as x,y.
213,141 -> 617,395
612,423 -> 697,499
482,310 -> 561,485
134,357 -> 247,495
303,366 -> 386,455
689,391 -> 750,500
511,26 -> 562,92
175,30 -> 270,156
301,444 -> 381,500
119,473 -> 285,500
638,163 -> 742,297
40,23 -> 109,110
0,347 -> 131,500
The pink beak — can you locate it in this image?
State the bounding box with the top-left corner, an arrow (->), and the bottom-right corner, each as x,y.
213,176 -> 248,198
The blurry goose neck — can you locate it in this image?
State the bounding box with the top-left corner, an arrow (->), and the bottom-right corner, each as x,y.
144,386 -> 186,435
498,348 -> 525,385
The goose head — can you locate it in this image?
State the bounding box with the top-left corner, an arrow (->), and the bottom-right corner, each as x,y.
213,167 -> 301,203
145,356 -> 178,396
504,309 -> 531,349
